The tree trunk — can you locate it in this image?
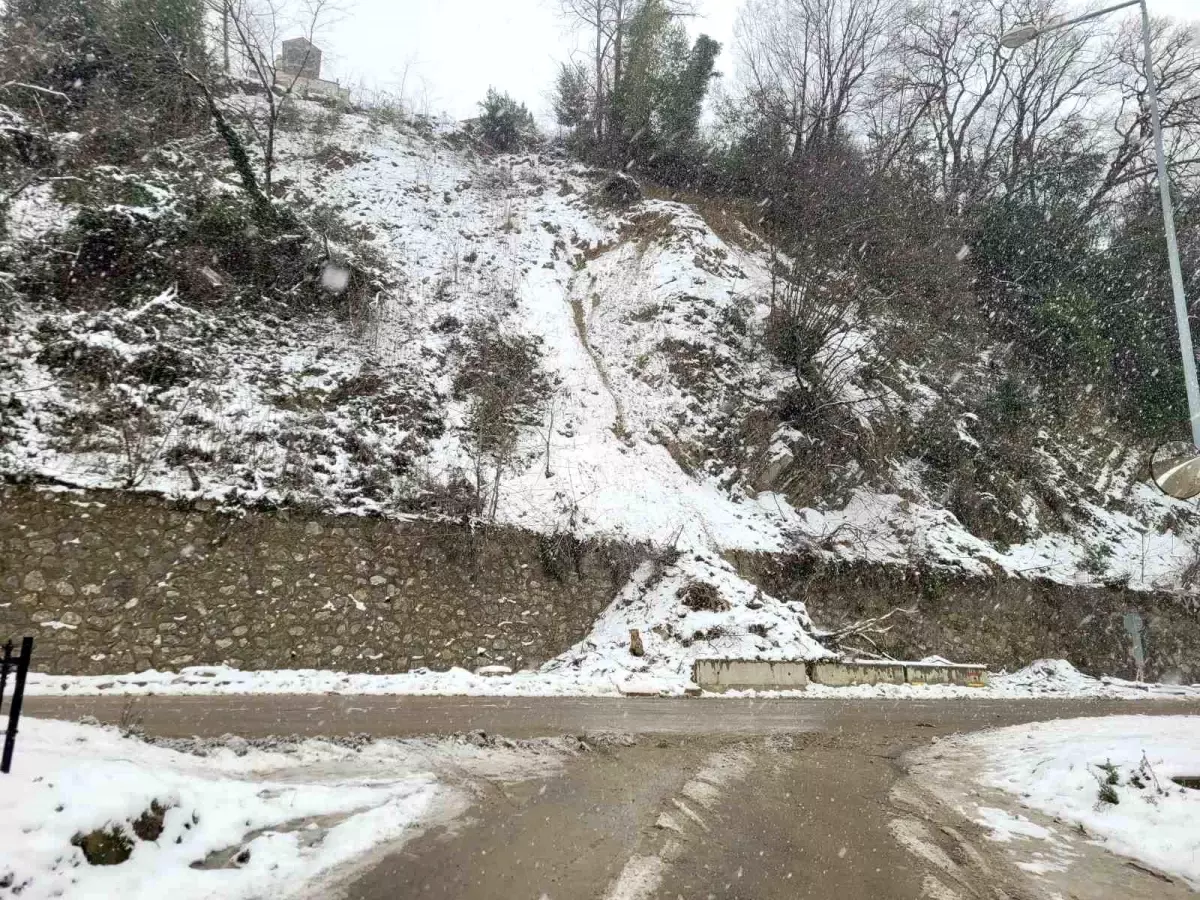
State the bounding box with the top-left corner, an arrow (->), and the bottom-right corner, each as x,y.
594,12 -> 605,144
264,114 -> 275,193
610,1 -> 624,155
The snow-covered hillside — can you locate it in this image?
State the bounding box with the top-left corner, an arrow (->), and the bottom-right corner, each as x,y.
5,99 -> 1199,600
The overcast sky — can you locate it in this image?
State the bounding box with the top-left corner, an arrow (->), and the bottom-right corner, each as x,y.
318,0 -> 1199,122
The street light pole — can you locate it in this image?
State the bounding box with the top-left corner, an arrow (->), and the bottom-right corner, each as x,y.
1138,0 -> 1200,450
1001,0 -> 1200,450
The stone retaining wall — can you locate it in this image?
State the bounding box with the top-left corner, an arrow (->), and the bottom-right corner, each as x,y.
729,552 -> 1200,682
0,485 -> 633,675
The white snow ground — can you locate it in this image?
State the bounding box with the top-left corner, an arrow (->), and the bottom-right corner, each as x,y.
23,657 -> 1200,700
268,110 -> 1200,593
919,715 -> 1200,888
0,719 -> 447,900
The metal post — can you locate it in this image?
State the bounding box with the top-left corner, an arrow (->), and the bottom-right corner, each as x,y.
0,640 -> 11,707
1141,0 -> 1200,449
1,637 -> 33,774
1042,0 -> 1141,34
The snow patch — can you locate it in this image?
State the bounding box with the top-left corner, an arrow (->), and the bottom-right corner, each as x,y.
929,715 -> 1200,888
0,719 -> 442,900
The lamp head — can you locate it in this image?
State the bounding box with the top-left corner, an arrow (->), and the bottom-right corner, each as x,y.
1000,24 -> 1038,48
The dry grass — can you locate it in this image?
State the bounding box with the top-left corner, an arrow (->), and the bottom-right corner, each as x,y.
578,238 -> 618,263
640,183 -> 769,253
621,209 -> 678,252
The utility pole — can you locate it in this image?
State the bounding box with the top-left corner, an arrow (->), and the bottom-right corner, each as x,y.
1001,0 -> 1200,453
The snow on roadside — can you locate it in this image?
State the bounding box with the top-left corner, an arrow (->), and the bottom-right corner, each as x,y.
23,657 -> 1200,700
917,715 -> 1200,888
0,719 -> 443,900
541,553 -> 831,689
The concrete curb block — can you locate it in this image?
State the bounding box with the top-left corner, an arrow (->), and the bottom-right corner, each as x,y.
903,662 -> 989,687
693,659 -> 989,691
693,659 -> 810,692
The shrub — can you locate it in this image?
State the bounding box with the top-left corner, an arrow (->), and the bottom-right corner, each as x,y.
310,107 -> 345,139
72,826 -> 134,866
276,99 -> 303,132
453,321 -> 552,517
676,580 -> 729,611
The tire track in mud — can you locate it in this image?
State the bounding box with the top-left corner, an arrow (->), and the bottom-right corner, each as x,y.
603,745 -> 756,900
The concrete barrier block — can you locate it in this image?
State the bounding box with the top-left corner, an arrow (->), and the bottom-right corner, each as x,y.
692,659 -> 810,692
810,661 -> 907,686
905,663 -> 989,687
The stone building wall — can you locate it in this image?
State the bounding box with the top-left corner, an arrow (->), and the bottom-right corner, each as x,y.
0,485 -> 631,675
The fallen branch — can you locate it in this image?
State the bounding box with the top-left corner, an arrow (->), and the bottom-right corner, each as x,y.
1,81 -> 72,103
818,605 -> 917,646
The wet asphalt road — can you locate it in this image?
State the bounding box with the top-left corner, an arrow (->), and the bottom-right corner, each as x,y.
20,694 -> 1200,739
18,696 -> 1200,899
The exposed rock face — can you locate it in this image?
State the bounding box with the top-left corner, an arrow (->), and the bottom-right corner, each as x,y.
0,485 -> 632,675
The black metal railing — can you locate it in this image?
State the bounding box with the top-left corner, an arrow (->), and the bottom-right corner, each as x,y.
1,637 -> 33,774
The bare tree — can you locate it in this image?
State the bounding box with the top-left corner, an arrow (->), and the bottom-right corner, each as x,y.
151,0 -> 338,215
153,22 -> 273,217
872,0 -> 1199,215
992,5 -> 1109,198
735,0 -> 902,155
1084,15 -> 1200,217
764,245 -> 894,422
208,0 -> 335,193
454,323 -> 552,520
557,0 -> 617,144
884,0 -> 1020,204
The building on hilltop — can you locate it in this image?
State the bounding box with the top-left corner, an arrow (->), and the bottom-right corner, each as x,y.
275,36 -> 349,103
279,37 -> 322,79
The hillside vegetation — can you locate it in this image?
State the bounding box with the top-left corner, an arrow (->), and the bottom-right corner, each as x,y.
3,0 -> 1200,613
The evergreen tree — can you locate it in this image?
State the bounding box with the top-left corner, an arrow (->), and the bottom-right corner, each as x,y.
1095,193 -> 1198,437
109,0 -> 209,92
4,0 -> 103,37
610,0 -> 720,158
658,34 -> 719,148
477,88 -> 537,152
112,0 -> 206,59
611,0 -> 676,149
3,0 -> 111,97
552,61 -> 592,131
